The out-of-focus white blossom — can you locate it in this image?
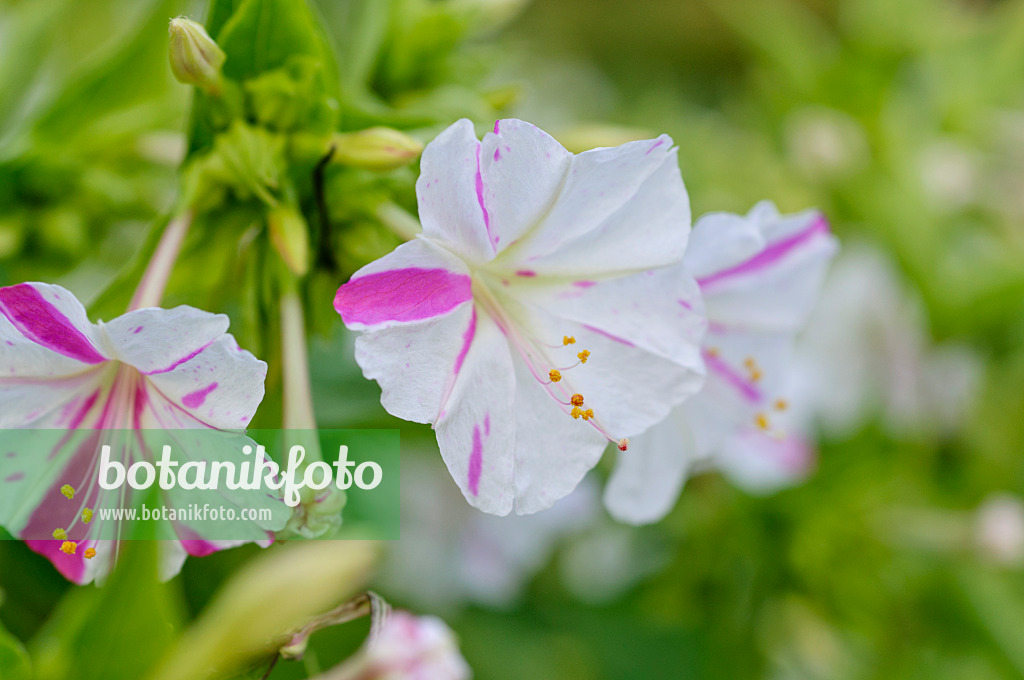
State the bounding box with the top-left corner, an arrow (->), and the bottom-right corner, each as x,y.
792,244 -> 981,438
377,453 -> 598,611
320,611 -> 471,680
974,494 -> 1024,566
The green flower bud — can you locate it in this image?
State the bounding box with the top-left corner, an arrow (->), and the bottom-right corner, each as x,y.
330,128 -> 424,172
168,17 -> 226,95
268,204 -> 311,276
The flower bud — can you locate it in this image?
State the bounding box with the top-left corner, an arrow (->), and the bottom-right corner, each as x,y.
318,611 -> 471,680
168,17 -> 226,95
330,128 -> 424,172
267,204 -> 311,276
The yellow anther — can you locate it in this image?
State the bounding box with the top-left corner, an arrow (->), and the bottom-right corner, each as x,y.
84,548 -> 97,560
744,357 -> 757,369
617,438 -> 630,452
549,369 -> 562,383
774,399 -> 788,411
563,336 -> 576,346
577,349 -> 590,364
570,393 -> 585,407
52,528 -> 67,540
82,508 -> 93,523
581,409 -> 595,421
60,541 -> 77,556
755,413 -> 770,430
570,406 -> 583,419
60,484 -> 75,500
750,370 -> 763,382
706,347 -> 720,358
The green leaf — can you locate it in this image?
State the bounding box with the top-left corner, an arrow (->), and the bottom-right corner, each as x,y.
187,0 -> 339,156
29,0 -> 186,154
0,616 -> 31,680
214,0 -> 337,90
29,542 -> 185,680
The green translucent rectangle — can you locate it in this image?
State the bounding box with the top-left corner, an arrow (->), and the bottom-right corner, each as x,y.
0,429 -> 400,542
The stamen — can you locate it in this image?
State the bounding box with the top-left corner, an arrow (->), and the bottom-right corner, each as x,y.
61,484 -> 75,500
82,508 -> 93,523
84,548 -> 97,560
755,413 -> 770,430
52,528 -> 67,540
470,281 -> 627,448
618,438 -> 629,452
60,541 -> 77,556
706,347 -> 720,358
774,399 -> 788,411
570,394 -> 584,407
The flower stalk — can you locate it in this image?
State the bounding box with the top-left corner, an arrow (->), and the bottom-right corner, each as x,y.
129,210 -> 194,311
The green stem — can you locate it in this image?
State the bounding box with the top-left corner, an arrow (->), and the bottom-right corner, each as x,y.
279,273 -> 318,432
128,210 -> 194,311
375,201 -> 422,241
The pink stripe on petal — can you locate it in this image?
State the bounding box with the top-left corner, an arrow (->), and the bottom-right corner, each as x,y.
453,308 -> 477,376
334,268 -> 472,326
143,340 -> 215,375
182,382 -> 218,409
468,423 -> 484,496
475,144 -> 495,248
703,350 -> 762,403
698,215 -> 830,289
180,538 -> 222,557
583,324 -> 636,347
0,284 -> 105,364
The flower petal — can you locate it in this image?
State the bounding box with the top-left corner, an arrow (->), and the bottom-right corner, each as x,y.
142,335 -> 267,429
416,119 -> 495,263
354,303 -> 476,425
478,119 -> 572,254
695,205 -> 837,330
682,209 -> 767,279
433,311 -> 517,515
508,359 -> 608,515
506,136 -> 690,276
603,412 -> 697,525
504,265 -> 707,436
335,238 -> 473,331
715,427 -> 816,494
102,306 -> 230,375
0,283 -> 107,372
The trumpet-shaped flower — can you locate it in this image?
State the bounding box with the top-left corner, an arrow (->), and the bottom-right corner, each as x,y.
335,119 -> 705,515
0,282 -> 283,584
605,202 -> 837,524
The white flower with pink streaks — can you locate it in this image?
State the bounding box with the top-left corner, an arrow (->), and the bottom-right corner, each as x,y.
0,282 -> 284,584
322,611 -> 471,680
334,118 -> 706,515
605,202 -> 838,524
